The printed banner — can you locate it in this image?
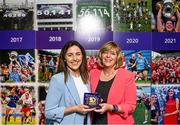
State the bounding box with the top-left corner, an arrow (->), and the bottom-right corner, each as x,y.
152,32 -> 180,50
75,31 -> 113,49
114,32 -> 151,50
0,31 -> 35,49
36,31 -> 74,49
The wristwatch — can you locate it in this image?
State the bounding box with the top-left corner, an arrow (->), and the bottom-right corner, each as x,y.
112,104 -> 119,112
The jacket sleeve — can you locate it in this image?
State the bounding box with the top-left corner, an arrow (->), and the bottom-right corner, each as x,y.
45,75 -> 65,123
120,74 -> 136,119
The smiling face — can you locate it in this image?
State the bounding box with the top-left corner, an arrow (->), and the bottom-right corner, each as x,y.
98,42 -> 123,69
151,94 -> 157,103
101,49 -> 118,68
165,21 -> 174,32
168,88 -> 174,97
65,45 -> 83,73
22,68 -> 27,74
12,67 -> 18,73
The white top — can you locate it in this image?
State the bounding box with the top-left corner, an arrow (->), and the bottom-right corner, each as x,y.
72,76 -> 89,104
20,93 -> 32,105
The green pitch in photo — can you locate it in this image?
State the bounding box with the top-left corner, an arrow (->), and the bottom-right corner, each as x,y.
113,0 -> 152,32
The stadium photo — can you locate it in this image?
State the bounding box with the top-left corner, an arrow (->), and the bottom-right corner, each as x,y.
0,85 -> 37,125
151,85 -> 180,124
0,50 -> 35,83
113,0 -> 152,32
76,0 -> 112,32
152,51 -> 180,84
36,0 -> 74,31
0,0 -> 34,30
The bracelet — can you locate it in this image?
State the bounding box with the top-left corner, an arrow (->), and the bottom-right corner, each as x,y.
112,105 -> 119,113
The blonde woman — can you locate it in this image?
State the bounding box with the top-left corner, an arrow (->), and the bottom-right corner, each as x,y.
90,41 -> 136,124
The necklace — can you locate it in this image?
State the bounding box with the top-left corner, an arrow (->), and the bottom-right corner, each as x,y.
103,70 -> 117,77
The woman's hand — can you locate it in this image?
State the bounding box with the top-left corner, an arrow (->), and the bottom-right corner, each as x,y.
75,104 -> 95,115
94,103 -> 113,114
164,113 -> 170,117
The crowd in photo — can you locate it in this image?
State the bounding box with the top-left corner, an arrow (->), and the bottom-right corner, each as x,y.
0,86 -> 36,125
87,56 -> 100,71
114,0 -> 151,31
151,56 -> 180,84
0,51 -> 35,83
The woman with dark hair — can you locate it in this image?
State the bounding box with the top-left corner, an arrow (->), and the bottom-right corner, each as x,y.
4,87 -> 19,125
45,41 -> 94,124
157,6 -> 180,32
151,94 -> 159,124
90,41 -> 136,124
164,88 -> 179,124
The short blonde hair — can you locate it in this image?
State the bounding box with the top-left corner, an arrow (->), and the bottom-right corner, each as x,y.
98,41 -> 123,69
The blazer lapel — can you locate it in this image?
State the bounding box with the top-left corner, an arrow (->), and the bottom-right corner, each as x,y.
107,69 -> 125,103
66,75 -> 81,105
91,70 -> 101,93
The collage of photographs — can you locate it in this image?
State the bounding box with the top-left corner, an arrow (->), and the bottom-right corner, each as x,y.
0,0 -> 180,125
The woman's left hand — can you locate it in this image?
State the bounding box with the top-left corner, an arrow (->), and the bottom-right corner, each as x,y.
164,113 -> 170,117
94,103 -> 113,114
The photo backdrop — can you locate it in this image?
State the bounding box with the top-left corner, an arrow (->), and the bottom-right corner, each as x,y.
0,0 -> 180,124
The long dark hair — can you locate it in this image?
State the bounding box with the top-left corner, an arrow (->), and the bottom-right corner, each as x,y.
57,40 -> 89,84
166,88 -> 176,102
164,20 -> 175,32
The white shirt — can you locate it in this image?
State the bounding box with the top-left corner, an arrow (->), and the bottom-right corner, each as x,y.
72,76 -> 89,104
20,93 -> 32,105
